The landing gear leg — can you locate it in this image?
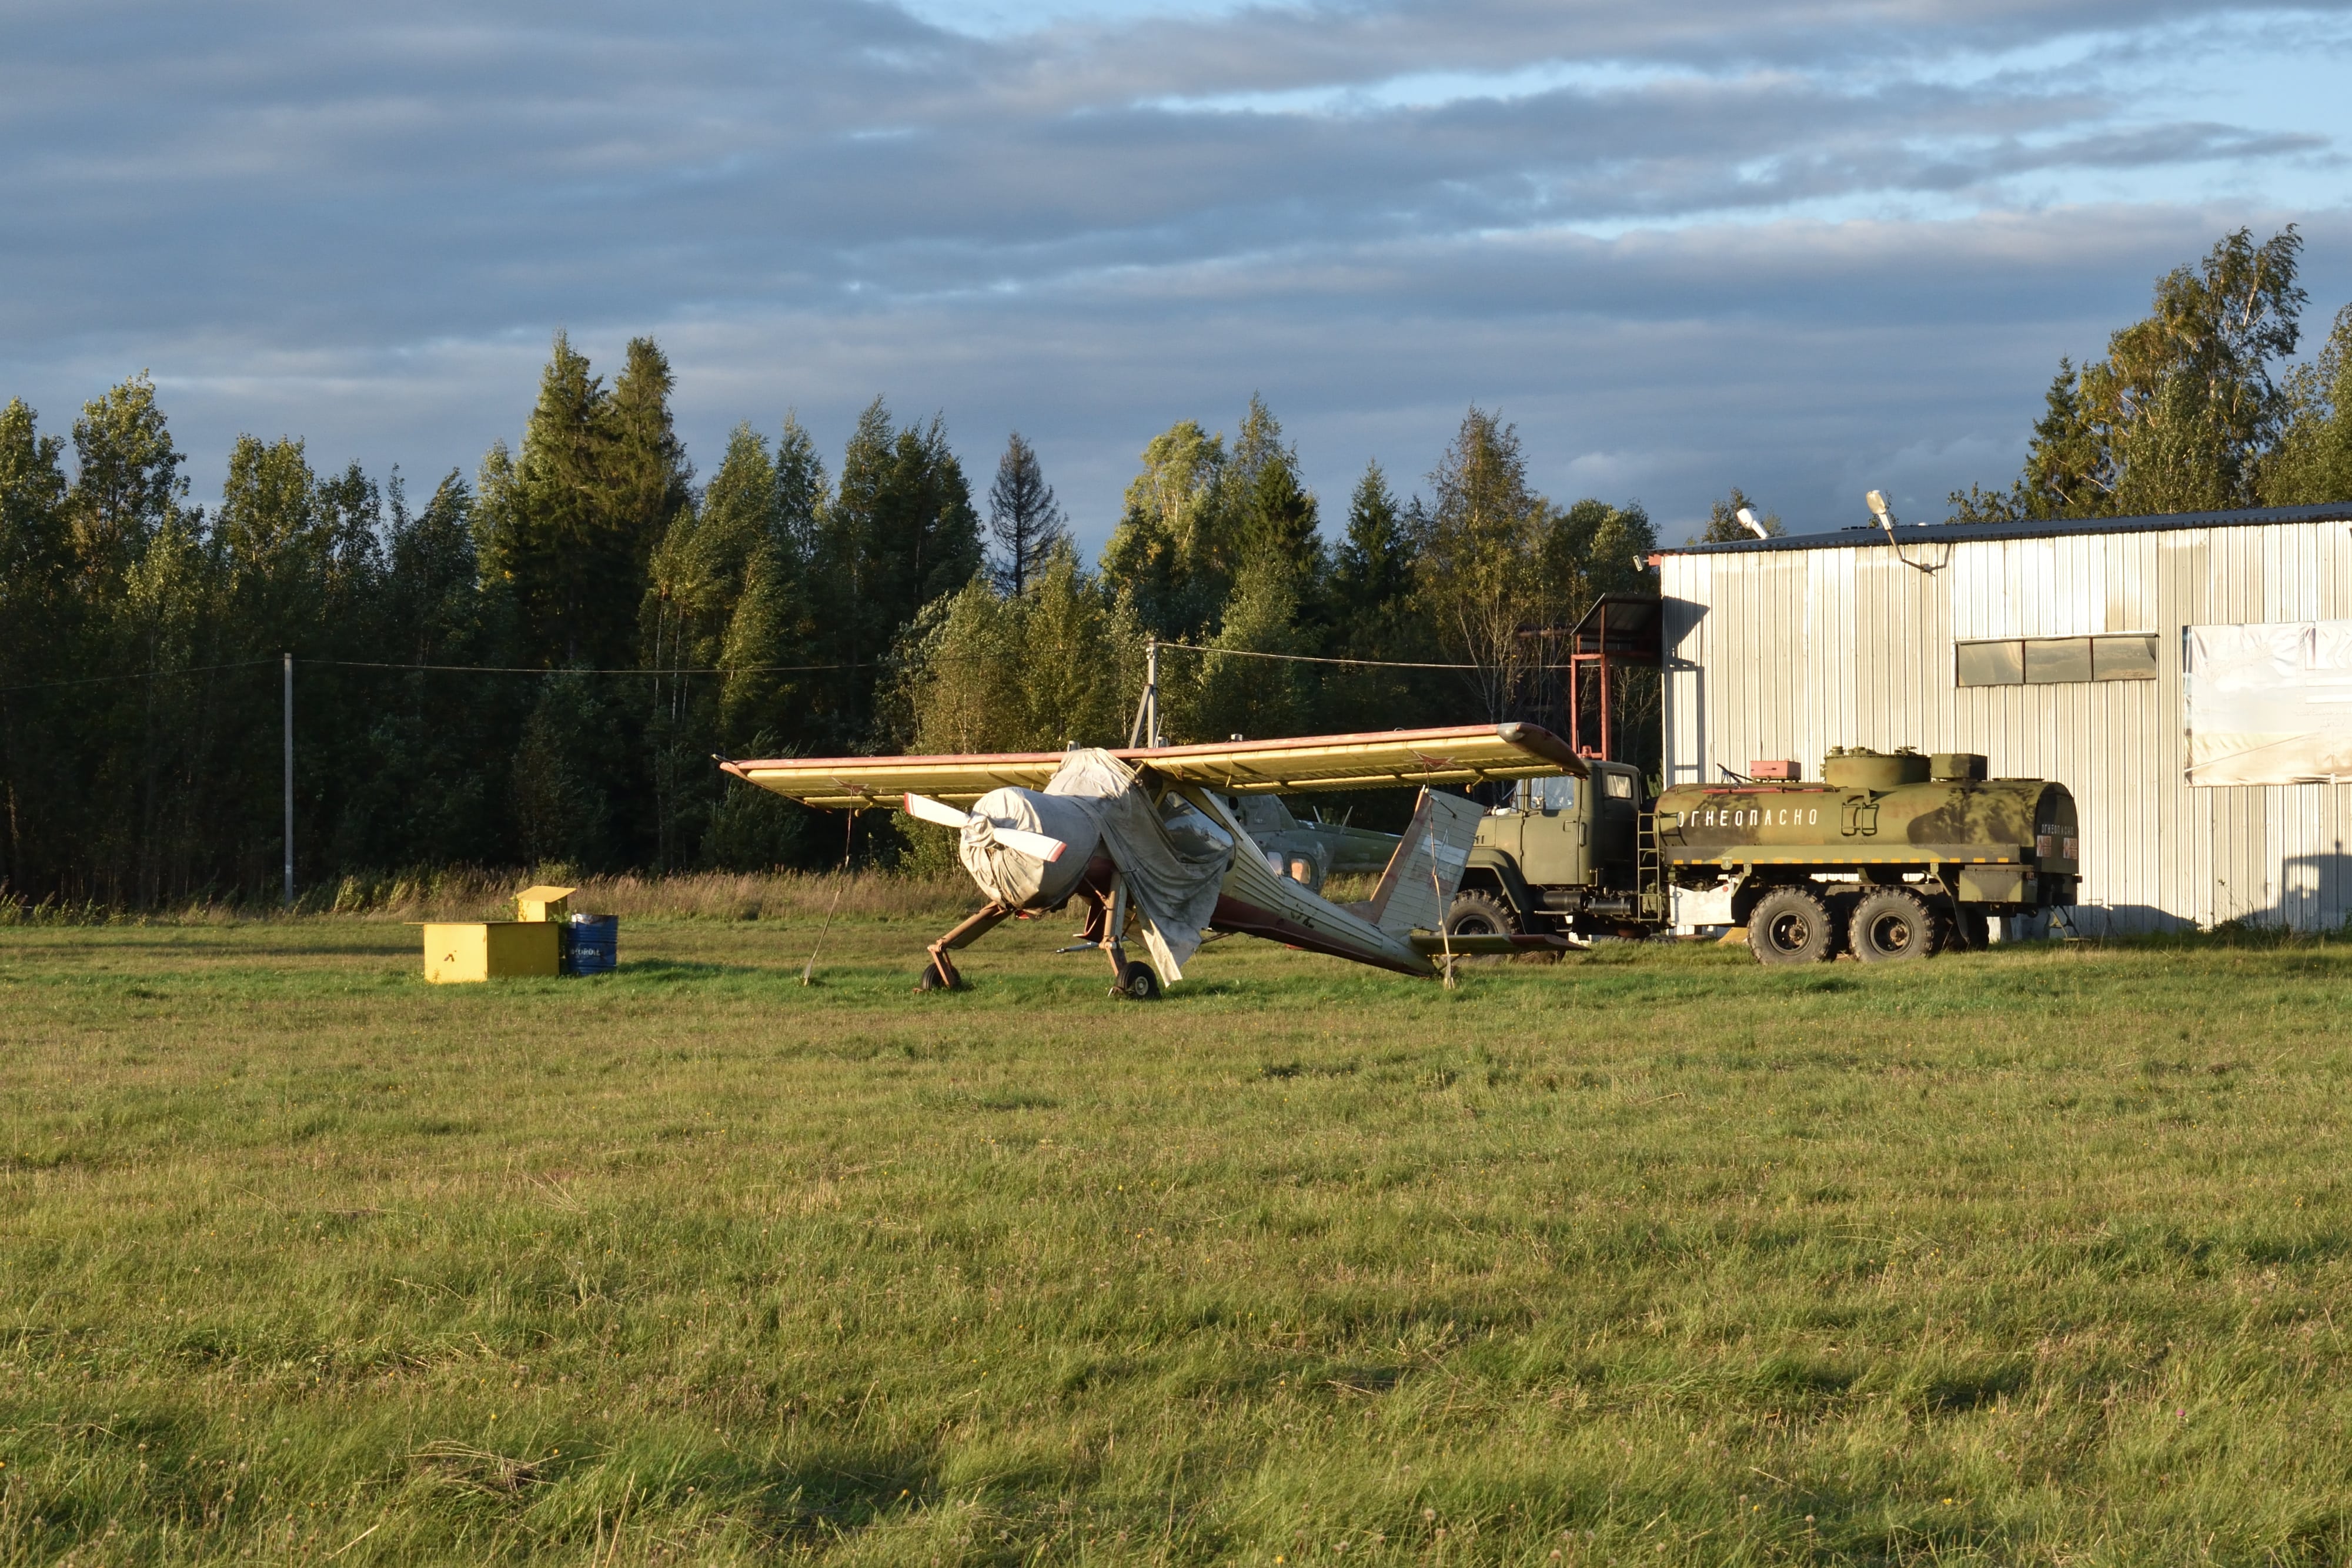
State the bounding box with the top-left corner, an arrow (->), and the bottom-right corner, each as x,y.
920,902 -> 1012,991
1098,875 -> 1160,1001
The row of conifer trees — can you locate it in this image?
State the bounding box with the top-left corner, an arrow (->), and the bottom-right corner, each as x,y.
0,336 -> 1656,902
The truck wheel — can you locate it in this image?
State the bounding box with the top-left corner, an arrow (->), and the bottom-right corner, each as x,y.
1444,890 -> 1518,937
1746,885 -> 1836,964
1850,888 -> 1941,962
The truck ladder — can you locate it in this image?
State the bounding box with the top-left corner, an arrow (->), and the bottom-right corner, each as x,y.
1636,810 -> 1666,924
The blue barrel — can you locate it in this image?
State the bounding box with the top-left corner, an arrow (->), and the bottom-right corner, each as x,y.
565,914 -> 618,975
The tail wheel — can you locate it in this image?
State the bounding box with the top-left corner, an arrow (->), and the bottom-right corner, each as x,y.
1444,890 -> 1518,937
1114,961 -> 1162,1001
1746,885 -> 1836,964
1850,887 -> 1942,962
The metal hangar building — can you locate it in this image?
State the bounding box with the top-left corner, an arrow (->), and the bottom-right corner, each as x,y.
1653,502 -> 2352,935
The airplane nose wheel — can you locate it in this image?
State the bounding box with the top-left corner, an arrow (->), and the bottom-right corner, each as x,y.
1113,961 -> 1161,1001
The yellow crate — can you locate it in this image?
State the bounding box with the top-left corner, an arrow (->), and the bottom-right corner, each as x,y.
422,921 -> 561,983
514,884 -> 577,923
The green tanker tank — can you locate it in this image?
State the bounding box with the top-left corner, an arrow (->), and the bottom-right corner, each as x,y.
1447,746 -> 2080,964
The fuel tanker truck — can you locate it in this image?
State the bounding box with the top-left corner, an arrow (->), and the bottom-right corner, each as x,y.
1442,747 -> 2080,963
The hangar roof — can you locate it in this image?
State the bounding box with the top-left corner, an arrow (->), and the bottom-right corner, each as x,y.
1655,501 -> 2352,559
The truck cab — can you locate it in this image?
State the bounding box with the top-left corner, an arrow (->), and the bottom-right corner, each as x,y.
1450,760 -> 1647,935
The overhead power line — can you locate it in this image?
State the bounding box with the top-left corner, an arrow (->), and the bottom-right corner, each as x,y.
6,645 -> 1469,695
315,660 -> 861,675
0,658 -> 280,695
0,657 -> 860,695
1156,642 -> 1478,671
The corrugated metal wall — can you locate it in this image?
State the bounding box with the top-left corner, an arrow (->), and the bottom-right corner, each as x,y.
1661,520 -> 2352,934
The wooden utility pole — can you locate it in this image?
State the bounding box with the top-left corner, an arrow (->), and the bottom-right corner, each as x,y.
282,653 -> 293,908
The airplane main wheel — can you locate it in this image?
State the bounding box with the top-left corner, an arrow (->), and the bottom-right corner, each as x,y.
1746,885 -> 1836,964
1850,887 -> 1942,962
1114,961 -> 1161,1001
1444,890 -> 1518,937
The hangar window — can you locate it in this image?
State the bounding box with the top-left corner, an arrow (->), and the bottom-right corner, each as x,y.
2026,637 -> 2093,684
1955,640 -> 2024,686
2093,634 -> 2160,680
1956,634 -> 2159,687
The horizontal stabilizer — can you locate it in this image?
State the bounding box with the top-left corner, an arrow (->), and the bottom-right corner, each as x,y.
1409,931 -> 1582,955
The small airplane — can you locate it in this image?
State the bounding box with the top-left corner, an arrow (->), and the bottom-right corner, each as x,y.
1227,793 -> 1404,891
718,724 -> 1585,998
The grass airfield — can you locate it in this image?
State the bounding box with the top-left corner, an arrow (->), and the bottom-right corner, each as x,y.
4,914 -> 2352,1564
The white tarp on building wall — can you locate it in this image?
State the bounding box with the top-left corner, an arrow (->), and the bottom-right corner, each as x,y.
2185,620 -> 2352,785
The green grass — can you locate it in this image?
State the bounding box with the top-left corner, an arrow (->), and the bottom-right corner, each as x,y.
5,914 -> 2352,1564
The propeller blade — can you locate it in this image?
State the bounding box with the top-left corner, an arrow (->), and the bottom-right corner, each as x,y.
902,792 -> 976,829
903,792 -> 1066,861
995,827 -> 1068,862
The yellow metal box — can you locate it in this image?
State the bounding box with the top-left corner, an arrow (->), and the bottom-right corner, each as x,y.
514,884 -> 577,923
422,921 -> 562,983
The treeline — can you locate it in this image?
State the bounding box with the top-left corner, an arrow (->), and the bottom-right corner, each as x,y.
1948,226 -> 2352,523
0,346 -> 1656,904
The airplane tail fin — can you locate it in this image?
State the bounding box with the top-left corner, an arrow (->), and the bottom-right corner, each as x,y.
1368,789 -> 1484,937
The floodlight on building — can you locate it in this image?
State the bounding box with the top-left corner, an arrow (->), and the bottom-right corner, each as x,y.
1865,488 -> 1935,573
1736,506 -> 1769,540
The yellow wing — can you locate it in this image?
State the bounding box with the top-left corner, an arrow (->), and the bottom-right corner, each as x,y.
719,749 -> 1064,808
720,723 -> 1582,809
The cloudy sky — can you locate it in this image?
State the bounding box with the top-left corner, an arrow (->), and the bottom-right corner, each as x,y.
5,1 -> 2348,547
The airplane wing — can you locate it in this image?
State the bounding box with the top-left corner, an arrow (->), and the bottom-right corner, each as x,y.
718,750 -> 1067,809
1134,723 -> 1582,795
720,723 -> 1581,810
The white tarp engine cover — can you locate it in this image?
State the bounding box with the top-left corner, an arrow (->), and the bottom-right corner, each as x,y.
956,788 -> 1102,910
957,748 -> 1234,981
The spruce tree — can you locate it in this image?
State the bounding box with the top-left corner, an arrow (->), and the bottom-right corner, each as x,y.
606,336 -> 693,570
774,412 -> 827,553
985,432 -> 1068,596
1321,459 -> 1438,731
480,332 -> 685,671
1235,439 -> 1322,591
719,412 -> 826,757
480,333 -> 610,666
814,400 -> 981,742
1331,461 -> 1413,621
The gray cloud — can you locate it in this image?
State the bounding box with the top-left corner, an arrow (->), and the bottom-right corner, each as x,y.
1,0 -> 2346,543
